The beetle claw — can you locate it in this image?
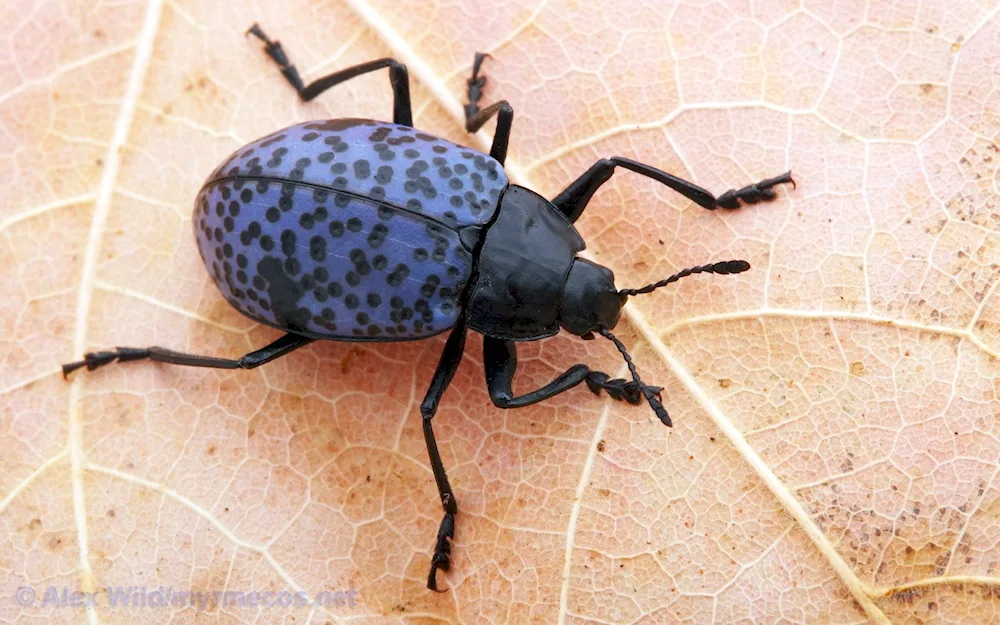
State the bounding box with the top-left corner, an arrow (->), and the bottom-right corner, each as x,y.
245,23 -> 267,41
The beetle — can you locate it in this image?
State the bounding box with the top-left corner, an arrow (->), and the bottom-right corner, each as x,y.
62,24 -> 795,592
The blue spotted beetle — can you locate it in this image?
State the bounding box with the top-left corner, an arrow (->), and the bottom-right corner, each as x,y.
63,24 -> 795,591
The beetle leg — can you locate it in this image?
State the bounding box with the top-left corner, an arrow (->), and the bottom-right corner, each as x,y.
464,52 -> 491,122
483,336 -> 653,408
61,332 -> 313,378
421,314 -> 468,592
246,23 -> 413,126
463,53 -> 513,164
551,157 -> 795,223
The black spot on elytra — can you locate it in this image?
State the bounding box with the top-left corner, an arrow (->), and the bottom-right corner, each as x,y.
386,263 -> 410,286
304,118 -> 368,132
281,230 -> 296,256
260,133 -> 287,148
375,166 -> 393,184
257,256 -> 307,330
310,236 -> 326,262
367,223 -> 388,248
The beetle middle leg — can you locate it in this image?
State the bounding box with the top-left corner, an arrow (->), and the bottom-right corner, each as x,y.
551,157 -> 795,223
483,336 -> 658,407
246,23 -> 413,126
420,314 -> 470,591
463,53 -> 513,165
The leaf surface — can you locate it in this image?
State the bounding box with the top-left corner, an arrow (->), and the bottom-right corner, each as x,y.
3,1 -> 1000,623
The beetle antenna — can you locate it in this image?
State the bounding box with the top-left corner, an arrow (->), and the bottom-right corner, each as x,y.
618,260 -> 750,298
597,327 -> 672,427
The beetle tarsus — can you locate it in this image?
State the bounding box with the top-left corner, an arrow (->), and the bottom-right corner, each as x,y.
464,52 -> 492,122
585,371 -> 661,406
245,23 -> 306,94
62,348 -> 148,378
715,170 -> 795,209
427,512 -> 455,592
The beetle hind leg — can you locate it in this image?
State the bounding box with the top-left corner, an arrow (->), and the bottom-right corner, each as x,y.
62,332 -> 313,378
246,23 -> 414,126
462,53 -> 513,165
420,315 -> 469,591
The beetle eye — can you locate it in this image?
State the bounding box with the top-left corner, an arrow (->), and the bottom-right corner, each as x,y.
580,331 -> 595,341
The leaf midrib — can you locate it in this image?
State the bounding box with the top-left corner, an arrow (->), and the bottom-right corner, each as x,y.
343,1 -> 892,622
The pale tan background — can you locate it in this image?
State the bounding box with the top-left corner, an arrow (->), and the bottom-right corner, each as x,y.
3,0 -> 1000,623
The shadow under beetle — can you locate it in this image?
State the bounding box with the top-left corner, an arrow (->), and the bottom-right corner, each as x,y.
63,24 -> 796,592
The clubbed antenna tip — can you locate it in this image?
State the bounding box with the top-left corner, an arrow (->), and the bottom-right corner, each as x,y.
618,260 -> 750,298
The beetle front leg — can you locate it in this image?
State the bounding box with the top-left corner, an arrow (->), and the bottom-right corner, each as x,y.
483,336 -> 658,408
551,157 -> 794,223
420,315 -> 469,592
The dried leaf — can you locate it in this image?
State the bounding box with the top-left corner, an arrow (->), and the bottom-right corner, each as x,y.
3,1 -> 1000,623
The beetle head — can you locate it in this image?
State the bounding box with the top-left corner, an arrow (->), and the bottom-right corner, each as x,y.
558,258 -> 753,428
559,258 -> 624,336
